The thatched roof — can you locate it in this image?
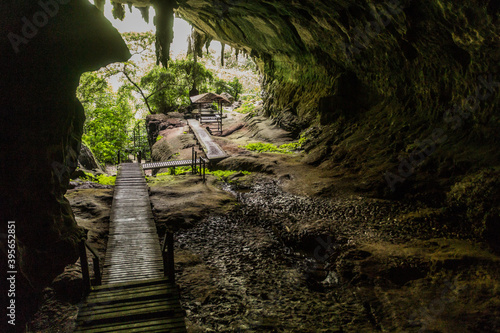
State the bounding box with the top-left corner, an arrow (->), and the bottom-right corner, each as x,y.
190,92 -> 231,105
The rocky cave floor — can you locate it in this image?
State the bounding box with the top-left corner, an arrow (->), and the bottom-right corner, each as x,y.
29,110 -> 500,332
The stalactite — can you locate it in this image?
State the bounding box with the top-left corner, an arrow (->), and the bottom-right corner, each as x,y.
153,0 -> 177,68
138,6 -> 150,23
111,1 -> 125,21
187,34 -> 193,58
94,0 -> 105,12
205,37 -> 213,55
221,43 -> 225,67
188,28 -> 209,60
193,30 -> 206,59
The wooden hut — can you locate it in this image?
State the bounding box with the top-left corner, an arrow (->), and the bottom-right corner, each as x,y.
189,93 -> 231,134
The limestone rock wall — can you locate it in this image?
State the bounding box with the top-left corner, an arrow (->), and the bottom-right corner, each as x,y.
110,2 -> 498,147
172,0 -> 499,194
0,0 -> 130,320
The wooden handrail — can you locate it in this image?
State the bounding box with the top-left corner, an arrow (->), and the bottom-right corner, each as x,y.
191,147 -> 208,182
79,240 -> 90,296
85,242 -> 102,286
161,232 -> 175,283
79,239 -> 102,296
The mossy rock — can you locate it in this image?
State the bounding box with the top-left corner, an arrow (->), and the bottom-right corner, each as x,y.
447,168 -> 500,251
151,139 -> 174,161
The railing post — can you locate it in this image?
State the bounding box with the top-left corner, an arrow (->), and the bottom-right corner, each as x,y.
162,233 -> 168,278
194,151 -> 198,174
167,232 -> 175,283
203,159 -> 206,183
79,240 -> 91,296
192,147 -> 195,174
92,257 -> 101,286
162,232 -> 175,283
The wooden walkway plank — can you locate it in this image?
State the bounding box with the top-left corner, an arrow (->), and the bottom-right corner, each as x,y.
82,293 -> 180,308
187,119 -> 228,160
75,163 -> 187,332
77,317 -> 187,333
142,159 -> 199,170
90,277 -> 169,291
101,163 -> 163,285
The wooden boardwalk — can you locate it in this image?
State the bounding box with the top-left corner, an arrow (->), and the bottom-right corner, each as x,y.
75,278 -> 186,332
187,119 -> 228,161
76,163 -> 186,332
142,159 -> 200,171
103,163 -> 163,284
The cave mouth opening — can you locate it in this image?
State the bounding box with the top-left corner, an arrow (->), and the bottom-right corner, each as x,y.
2,0 -> 500,331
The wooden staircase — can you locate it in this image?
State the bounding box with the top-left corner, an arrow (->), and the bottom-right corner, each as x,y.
199,109 -> 222,134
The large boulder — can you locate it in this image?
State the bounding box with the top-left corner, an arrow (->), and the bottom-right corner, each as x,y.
146,114 -> 170,148
78,143 -> 106,173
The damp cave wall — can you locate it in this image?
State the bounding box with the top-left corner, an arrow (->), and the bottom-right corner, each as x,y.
173,0 -> 499,195
109,0 -> 500,194
0,0 -> 129,324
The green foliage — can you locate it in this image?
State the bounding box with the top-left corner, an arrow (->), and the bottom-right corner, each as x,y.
240,94 -> 258,101
147,168 -> 250,184
157,166 -> 192,176
122,32 -> 156,60
104,33 -> 246,115
73,171 -> 116,186
137,59 -> 243,114
156,135 -> 164,142
279,142 -> 302,151
77,72 -> 134,164
208,169 -> 251,182
213,77 -> 243,100
131,119 -> 150,160
94,174 -> 117,185
279,135 -> 307,151
243,142 -> 282,153
147,167 -> 192,184
146,173 -> 173,183
234,101 -> 256,114
127,58 -> 228,114
241,138 -> 305,154
228,77 -> 243,100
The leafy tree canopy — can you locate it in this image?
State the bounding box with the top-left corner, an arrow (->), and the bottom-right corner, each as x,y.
77,72 -> 134,164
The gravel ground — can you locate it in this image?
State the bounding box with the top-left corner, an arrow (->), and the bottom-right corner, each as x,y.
174,177 -> 418,332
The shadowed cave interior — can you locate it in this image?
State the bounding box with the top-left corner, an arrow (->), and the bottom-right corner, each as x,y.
0,0 -> 499,331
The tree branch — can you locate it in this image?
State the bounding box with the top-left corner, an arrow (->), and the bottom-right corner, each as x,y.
122,64 -> 154,114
